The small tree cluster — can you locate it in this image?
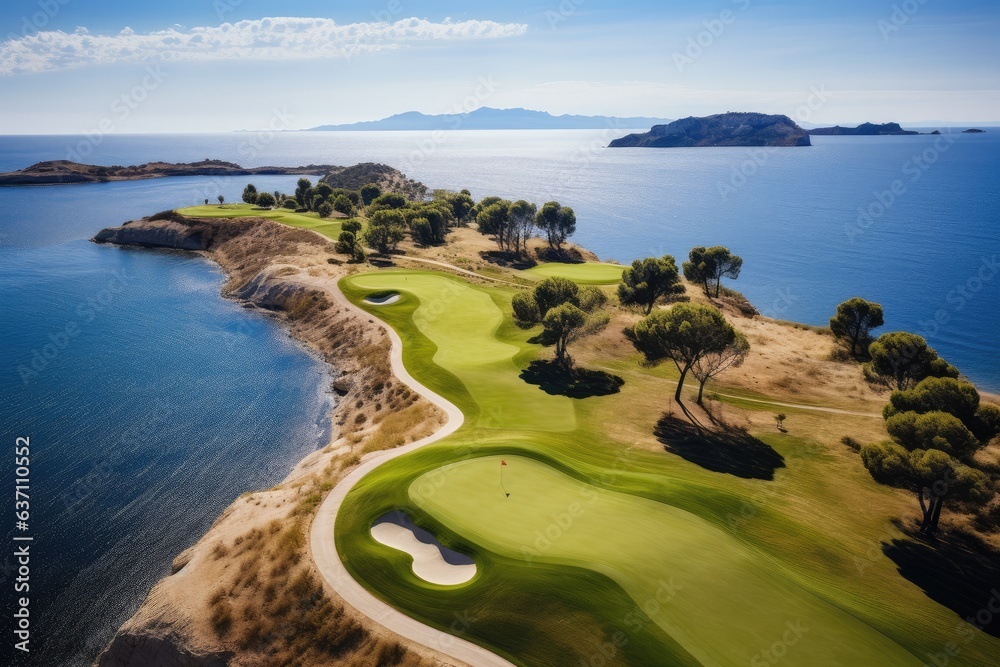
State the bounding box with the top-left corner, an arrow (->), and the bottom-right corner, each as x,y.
335,220 -> 365,263
682,246 -> 743,298
512,277 -> 609,370
362,210 -> 406,255
618,255 -> 685,315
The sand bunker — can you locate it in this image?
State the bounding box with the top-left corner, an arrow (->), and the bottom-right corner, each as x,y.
370,511 -> 476,585
363,291 -> 401,306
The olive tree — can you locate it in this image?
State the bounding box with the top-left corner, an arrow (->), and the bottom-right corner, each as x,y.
535,201 -> 577,252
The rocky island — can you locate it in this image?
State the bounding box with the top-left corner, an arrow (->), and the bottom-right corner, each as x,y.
807,122 -> 918,136
608,112 -> 811,148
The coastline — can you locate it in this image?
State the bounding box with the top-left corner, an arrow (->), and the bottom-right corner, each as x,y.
89,211 -> 1000,666
92,214 -> 453,666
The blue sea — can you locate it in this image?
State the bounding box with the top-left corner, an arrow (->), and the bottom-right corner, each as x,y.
0,129 -> 997,665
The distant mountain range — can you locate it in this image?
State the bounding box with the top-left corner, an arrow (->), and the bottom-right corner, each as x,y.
305,107 -> 673,131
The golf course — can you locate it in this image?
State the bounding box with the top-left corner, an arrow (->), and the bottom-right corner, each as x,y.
178,203 -> 349,240
331,268 -> 1000,666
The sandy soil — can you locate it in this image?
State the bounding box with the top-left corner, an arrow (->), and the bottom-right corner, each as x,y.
370,512 -> 477,586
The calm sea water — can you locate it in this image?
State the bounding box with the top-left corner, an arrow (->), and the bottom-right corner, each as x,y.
0,175 -> 333,666
3,129 -> 996,390
0,129 -> 997,664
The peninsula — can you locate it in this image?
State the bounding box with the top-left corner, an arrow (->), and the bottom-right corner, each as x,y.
609,112 -> 811,147
87,165 -> 1000,667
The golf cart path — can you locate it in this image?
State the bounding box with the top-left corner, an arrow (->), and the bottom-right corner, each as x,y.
306,273 -> 515,667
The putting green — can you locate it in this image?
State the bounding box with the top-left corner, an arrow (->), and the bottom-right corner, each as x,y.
522,262 -> 624,285
346,272 -> 575,432
177,204 -> 347,240
411,455 -> 921,667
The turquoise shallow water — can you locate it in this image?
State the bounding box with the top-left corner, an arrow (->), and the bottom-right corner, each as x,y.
0,129 -> 996,664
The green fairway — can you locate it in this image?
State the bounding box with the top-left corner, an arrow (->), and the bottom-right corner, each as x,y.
345,272 -> 574,432
412,455 -> 919,666
521,261 -> 625,285
334,268 -> 1000,667
177,204 -> 347,240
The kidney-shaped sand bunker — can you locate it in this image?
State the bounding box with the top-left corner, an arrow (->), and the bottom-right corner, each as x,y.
370,511 -> 476,586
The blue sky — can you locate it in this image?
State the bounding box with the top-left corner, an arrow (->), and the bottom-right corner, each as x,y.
1,0 -> 998,132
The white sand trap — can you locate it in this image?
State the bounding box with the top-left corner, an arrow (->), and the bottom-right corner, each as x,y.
363,292 -> 401,306
370,511 -> 476,585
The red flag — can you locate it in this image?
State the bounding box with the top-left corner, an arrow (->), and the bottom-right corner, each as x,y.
501,460 -> 507,466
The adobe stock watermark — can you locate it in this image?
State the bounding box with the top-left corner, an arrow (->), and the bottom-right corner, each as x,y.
846,131 -> 956,242
546,0 -> 587,30
65,63 -> 169,162
17,270 -> 133,385
401,76 -> 499,172
579,578 -> 682,667
750,620 -> 809,666
922,589 -> 1000,667
717,84 -> 831,201
878,0 -> 930,40
673,0 -> 752,73
915,254 -> 998,342
6,0 -> 71,41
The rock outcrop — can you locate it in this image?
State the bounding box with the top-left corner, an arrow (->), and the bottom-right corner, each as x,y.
609,112 -> 810,148
0,159 -> 337,186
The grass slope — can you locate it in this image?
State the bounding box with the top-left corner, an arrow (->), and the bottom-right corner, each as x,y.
177,204 -> 348,240
521,262 -> 625,285
334,268 -> 1000,667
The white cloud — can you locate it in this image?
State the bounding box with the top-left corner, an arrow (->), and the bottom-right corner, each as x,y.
0,17 -> 528,75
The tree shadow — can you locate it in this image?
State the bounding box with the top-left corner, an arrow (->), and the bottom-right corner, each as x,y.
520,360 -> 624,399
883,531 -> 1000,638
479,250 -> 537,269
653,414 -> 785,480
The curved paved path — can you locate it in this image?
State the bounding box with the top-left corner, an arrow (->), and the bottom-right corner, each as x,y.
308,276 -> 516,667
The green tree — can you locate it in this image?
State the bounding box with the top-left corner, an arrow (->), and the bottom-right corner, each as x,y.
335,231 -> 365,263
360,183 -> 381,206
508,200 -> 537,255
332,194 -> 355,216
535,201 -> 577,251
315,183 -> 335,200
217,195 -> 225,205
512,292 -> 541,328
864,332 -> 959,391
884,377 -> 981,426
295,178 -> 312,208
830,297 -> 885,357
618,255 -> 684,315
241,183 -> 258,205
861,442 -> 991,535
885,411 -> 981,458
342,219 -> 362,234
282,198 -> 298,209
691,332 -> 750,404
409,217 -> 434,245
317,201 -> 334,218
369,193 -> 407,212
540,303 -> 608,370
446,191 -> 476,225
625,303 -> 737,404
682,246 -> 743,298
363,210 -> 406,255
255,191 -> 276,208
477,200 -> 513,254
